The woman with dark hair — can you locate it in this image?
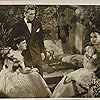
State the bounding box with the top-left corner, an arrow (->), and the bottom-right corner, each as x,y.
0,36 -> 52,98
51,29 -> 100,97
7,5 -> 46,76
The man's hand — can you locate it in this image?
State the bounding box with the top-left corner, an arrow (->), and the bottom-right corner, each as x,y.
41,53 -> 45,60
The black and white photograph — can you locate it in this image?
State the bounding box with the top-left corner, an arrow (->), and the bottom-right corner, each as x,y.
0,2 -> 100,98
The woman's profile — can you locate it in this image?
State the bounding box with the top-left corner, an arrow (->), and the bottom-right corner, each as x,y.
0,36 -> 52,97
51,29 -> 100,97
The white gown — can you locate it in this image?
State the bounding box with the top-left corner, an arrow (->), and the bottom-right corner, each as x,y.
0,50 -> 52,97
51,51 -> 100,97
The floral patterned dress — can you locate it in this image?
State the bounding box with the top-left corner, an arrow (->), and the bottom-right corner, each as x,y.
0,49 -> 52,97
51,46 -> 100,97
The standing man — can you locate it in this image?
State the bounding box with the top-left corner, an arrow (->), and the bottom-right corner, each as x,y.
7,5 -> 46,76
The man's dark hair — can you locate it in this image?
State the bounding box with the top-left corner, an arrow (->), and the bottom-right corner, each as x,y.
24,5 -> 37,14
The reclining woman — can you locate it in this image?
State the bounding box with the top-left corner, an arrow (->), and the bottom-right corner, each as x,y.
0,36 -> 52,97
51,29 -> 100,97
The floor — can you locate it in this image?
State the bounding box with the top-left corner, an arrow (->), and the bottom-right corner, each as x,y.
43,66 -> 74,92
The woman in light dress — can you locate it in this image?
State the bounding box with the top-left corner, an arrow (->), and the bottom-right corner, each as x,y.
0,36 -> 52,97
51,29 -> 100,97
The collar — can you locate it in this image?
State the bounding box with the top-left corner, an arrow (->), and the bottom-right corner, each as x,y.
24,18 -> 33,23
24,18 -> 27,24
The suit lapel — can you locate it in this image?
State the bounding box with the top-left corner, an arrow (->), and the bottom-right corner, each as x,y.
21,20 -> 40,39
31,21 -> 37,37
22,20 -> 31,35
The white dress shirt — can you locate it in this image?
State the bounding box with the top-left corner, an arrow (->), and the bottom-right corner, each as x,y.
24,18 -> 32,33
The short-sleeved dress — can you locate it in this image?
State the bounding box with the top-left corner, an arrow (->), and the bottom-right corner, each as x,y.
51,46 -> 100,97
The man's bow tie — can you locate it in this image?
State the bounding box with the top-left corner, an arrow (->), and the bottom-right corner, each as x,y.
27,21 -> 33,23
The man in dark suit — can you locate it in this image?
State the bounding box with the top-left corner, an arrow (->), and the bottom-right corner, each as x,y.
7,5 -> 46,76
